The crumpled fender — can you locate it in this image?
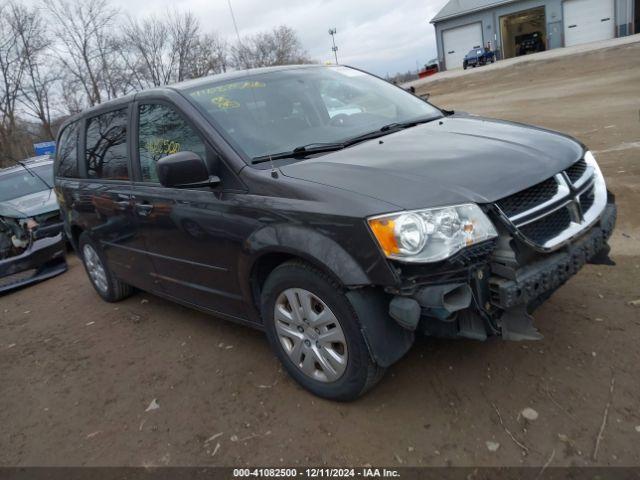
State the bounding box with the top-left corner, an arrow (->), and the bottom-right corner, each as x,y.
240,223 -> 371,287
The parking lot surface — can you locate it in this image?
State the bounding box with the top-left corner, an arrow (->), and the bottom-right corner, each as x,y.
1,42 -> 640,467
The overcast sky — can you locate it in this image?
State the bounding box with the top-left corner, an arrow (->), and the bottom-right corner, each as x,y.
108,0 -> 450,76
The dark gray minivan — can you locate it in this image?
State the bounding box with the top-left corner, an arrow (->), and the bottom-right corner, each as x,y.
55,65 -> 616,400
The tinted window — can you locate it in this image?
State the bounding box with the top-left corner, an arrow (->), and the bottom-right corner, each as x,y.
138,104 -> 206,183
57,122 -> 79,178
86,109 -> 129,180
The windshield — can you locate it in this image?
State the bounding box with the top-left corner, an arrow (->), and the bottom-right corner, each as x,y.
186,66 -> 442,162
0,164 -> 53,203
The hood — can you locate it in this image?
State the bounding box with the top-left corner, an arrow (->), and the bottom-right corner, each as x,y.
0,188 -> 58,218
281,115 -> 584,211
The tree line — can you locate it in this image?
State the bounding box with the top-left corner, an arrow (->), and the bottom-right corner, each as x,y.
0,0 -> 312,165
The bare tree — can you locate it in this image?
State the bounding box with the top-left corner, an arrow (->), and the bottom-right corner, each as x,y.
188,33 -> 228,78
169,10 -> 200,82
121,10 -> 204,87
231,25 -> 312,69
121,15 -> 173,88
44,0 -> 120,107
10,3 -> 57,139
0,0 -> 28,161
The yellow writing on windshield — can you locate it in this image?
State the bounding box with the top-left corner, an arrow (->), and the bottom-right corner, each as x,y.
211,96 -> 241,110
193,81 -> 266,97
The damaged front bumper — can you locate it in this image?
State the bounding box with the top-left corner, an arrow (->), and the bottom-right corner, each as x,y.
0,232 -> 67,293
387,200 -> 617,341
489,202 -> 616,310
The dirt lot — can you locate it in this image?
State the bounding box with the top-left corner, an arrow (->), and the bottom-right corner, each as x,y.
1,42 -> 640,468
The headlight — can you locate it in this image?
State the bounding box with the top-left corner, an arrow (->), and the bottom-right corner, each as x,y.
368,204 -> 497,263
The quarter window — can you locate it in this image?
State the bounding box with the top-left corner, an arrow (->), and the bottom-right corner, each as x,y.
85,109 -> 129,180
57,122 -> 79,178
138,104 -> 206,183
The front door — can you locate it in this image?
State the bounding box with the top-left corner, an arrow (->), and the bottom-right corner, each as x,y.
130,101 -> 247,319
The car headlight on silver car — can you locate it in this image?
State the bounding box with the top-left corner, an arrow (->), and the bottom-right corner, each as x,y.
368,204 -> 498,263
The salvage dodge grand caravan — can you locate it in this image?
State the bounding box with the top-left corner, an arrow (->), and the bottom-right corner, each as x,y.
55,65 -> 616,400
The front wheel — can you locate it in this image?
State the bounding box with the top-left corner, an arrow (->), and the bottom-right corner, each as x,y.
261,261 -> 384,401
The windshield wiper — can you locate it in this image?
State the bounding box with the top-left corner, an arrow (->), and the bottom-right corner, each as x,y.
251,116 -> 442,165
343,116 -> 442,146
17,161 -> 51,189
252,142 -> 346,164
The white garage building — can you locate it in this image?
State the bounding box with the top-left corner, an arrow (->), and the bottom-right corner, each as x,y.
431,0 -> 638,71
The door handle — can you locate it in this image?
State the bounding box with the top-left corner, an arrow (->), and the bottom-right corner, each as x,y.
135,203 -> 154,216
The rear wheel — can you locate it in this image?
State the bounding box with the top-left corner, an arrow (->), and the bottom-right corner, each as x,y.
79,233 -> 133,302
261,261 -> 384,401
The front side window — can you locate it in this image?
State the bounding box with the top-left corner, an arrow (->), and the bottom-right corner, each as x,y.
186,66 -> 442,162
138,104 -> 206,183
57,122 -> 79,178
85,109 -> 129,180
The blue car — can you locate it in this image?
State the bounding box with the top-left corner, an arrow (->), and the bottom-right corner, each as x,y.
463,48 -> 495,69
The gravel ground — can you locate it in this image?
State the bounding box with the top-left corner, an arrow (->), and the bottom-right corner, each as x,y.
1,42 -> 640,467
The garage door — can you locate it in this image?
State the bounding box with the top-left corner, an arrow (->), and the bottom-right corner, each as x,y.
443,22 -> 483,70
563,0 -> 615,47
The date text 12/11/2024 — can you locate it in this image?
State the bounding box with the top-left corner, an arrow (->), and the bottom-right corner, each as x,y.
232,468 -> 401,478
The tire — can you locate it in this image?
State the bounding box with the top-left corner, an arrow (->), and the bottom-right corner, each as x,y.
463,62 -> 468,70
261,261 -> 385,401
79,232 -> 133,302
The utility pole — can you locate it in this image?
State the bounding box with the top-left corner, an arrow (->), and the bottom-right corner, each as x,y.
227,0 -> 241,43
328,28 -> 339,64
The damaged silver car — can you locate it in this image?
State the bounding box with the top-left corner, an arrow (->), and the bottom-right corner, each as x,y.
0,156 -> 66,292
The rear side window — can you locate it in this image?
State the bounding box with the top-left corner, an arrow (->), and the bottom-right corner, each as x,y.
86,109 -> 129,180
57,122 -> 79,178
138,104 -> 206,183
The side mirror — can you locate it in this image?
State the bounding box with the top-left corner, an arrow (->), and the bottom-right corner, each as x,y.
156,151 -> 220,188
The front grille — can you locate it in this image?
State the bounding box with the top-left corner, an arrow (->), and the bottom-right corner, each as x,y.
519,207 -> 572,245
565,159 -> 587,183
580,185 -> 595,213
493,158 -> 603,251
496,177 -> 558,217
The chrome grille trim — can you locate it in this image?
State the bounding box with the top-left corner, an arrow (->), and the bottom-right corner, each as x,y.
509,173 -> 570,225
569,165 -> 594,190
494,154 -> 607,252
